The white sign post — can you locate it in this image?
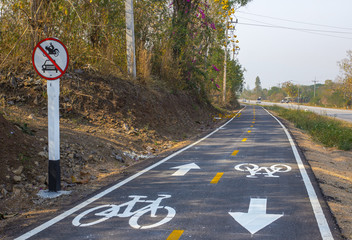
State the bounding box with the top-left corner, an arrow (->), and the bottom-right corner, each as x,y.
33,38 -> 69,192
47,79 -> 61,191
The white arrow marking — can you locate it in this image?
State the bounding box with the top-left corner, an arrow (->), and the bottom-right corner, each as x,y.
229,198 -> 283,234
171,163 -> 200,176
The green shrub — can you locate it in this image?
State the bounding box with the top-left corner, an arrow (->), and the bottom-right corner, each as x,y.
267,105 -> 352,151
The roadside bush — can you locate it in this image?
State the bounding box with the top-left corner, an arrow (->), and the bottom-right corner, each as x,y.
267,105 -> 352,151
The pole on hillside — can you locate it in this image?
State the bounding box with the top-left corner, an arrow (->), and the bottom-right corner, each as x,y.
298,85 -> 300,104
125,0 -> 136,79
312,77 -> 318,98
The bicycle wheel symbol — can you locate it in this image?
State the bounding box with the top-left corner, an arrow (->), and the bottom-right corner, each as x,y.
72,194 -> 176,229
235,163 -> 292,178
129,206 -> 176,229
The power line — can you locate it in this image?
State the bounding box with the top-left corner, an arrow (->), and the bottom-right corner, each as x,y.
239,16 -> 352,34
236,22 -> 352,40
237,11 -> 352,31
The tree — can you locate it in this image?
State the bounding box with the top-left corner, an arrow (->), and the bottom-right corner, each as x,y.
226,58 -> 245,96
254,76 -> 262,97
282,81 -> 298,99
267,86 -> 285,102
338,50 -> 352,107
0,0 -> 251,104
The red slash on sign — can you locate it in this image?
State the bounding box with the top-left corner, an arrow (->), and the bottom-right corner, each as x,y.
32,38 -> 69,80
37,45 -> 64,74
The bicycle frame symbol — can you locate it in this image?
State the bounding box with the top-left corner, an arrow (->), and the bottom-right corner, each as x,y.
72,194 -> 175,229
235,163 -> 292,178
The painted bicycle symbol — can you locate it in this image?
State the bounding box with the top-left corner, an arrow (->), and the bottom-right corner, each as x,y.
235,163 -> 292,178
72,194 -> 175,229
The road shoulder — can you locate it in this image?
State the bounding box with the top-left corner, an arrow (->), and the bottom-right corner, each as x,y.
270,112 -> 352,240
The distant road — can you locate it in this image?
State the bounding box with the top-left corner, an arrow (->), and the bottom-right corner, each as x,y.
240,100 -> 352,123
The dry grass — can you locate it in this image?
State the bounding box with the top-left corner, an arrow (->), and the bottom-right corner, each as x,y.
137,42 -> 152,81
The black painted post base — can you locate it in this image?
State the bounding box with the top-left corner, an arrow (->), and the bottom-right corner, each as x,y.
48,160 -> 61,192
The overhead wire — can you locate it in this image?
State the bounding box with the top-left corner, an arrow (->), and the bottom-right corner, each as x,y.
235,13 -> 352,40
239,16 -> 352,35
236,22 -> 352,40
237,11 -> 352,31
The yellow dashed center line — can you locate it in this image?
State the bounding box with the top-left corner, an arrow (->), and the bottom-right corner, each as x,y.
242,138 -> 247,142
252,121 -> 255,124
248,130 -> 251,133
231,150 -> 239,156
167,230 -> 184,240
250,125 -> 253,127
210,173 -> 224,184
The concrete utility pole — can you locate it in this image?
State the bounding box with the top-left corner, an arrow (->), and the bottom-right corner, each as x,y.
223,17 -> 229,104
125,0 -> 136,79
223,18 -> 238,103
297,85 -> 300,104
312,77 -> 318,98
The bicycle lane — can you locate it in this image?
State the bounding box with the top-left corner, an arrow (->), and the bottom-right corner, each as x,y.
195,105 -> 338,240
14,107 -> 250,240
157,105 -> 339,240
14,106 -> 340,240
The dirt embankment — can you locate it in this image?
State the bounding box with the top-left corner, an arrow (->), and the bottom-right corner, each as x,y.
0,70 -> 233,238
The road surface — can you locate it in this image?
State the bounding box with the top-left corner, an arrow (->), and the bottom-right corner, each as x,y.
247,100 -> 352,123
14,106 -> 340,240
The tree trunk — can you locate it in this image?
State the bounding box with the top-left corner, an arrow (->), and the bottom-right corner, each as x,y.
30,0 -> 48,48
30,0 -> 39,48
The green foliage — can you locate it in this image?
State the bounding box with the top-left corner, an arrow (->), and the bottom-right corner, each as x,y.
0,0 -> 249,102
226,58 -> 245,95
16,123 -> 34,136
241,78 -> 350,108
267,105 -> 352,151
338,50 -> 352,103
254,76 -> 262,97
282,81 -> 298,99
267,86 -> 284,101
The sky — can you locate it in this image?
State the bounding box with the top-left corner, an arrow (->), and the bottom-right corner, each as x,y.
234,0 -> 352,90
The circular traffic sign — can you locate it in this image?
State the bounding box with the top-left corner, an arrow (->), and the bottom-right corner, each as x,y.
32,38 -> 69,80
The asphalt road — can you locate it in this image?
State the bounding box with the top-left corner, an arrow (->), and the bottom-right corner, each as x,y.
15,106 -> 340,240
249,101 -> 352,123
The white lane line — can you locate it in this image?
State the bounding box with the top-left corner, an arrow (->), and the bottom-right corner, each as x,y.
264,108 -> 334,240
15,107 -> 246,240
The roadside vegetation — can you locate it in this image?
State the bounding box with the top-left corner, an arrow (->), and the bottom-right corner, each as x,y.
1,0 -> 252,225
0,0 -> 250,105
241,50 -> 352,109
266,105 -> 352,151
